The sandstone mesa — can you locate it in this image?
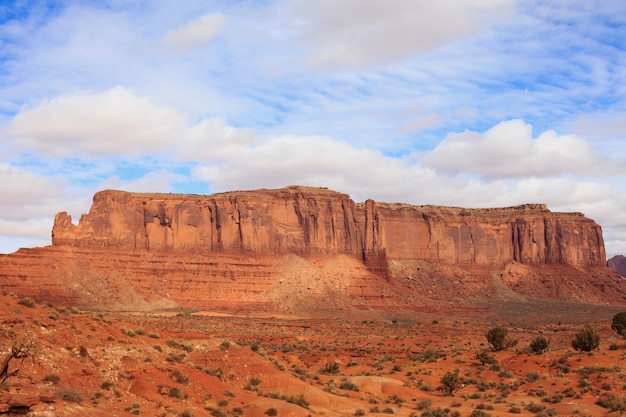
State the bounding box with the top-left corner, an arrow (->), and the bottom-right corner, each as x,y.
1,185 -> 625,313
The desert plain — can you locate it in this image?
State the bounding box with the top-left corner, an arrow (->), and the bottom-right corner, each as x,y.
3,293 -> 626,417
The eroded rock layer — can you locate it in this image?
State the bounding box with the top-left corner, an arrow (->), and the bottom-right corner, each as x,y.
2,186 -> 625,312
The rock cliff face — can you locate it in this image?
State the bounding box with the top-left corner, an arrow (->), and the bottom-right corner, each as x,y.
608,255 -> 626,277
2,186 -> 625,312
52,186 -> 606,268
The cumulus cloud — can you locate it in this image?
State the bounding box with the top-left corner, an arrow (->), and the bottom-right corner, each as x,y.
179,118 -> 257,161
161,13 -> 228,52
289,0 -> 513,68
2,87 -> 187,157
421,119 -> 607,179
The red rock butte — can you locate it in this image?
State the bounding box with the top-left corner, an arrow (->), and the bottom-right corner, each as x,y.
1,186 -> 625,313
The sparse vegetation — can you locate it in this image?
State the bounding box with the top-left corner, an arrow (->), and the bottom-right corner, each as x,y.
439,369 -> 461,396
170,369 -> 189,384
17,297 -> 36,308
485,326 -> 517,351
597,393 -> 626,412
320,361 -> 340,375
55,385 -> 84,403
572,326 -> 600,352
43,373 -> 60,384
612,312 -> 626,338
529,336 -> 550,354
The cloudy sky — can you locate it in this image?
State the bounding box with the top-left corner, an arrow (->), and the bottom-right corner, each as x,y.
1,0 -> 625,258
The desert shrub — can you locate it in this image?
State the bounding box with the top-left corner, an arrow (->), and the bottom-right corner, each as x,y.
572,326 -> 600,352
55,386 -> 84,403
17,297 -> 35,308
168,386 -> 187,399
530,336 -> 550,354
249,377 -> 261,386
415,398 -> 432,410
486,326 -> 517,351
526,371 -> 540,382
597,393 -> 626,412
551,392 -> 563,403
79,345 -> 88,357
135,327 -> 146,336
100,380 -> 113,390
207,408 -> 227,417
382,407 -> 394,414
439,369 -> 461,396
420,408 -> 449,417
265,408 -> 278,416
170,370 -> 189,384
167,338 -> 193,352
612,312 -> 626,338
415,348 -> 444,363
339,379 -> 359,391
417,379 -> 434,392
42,374 -> 60,384
508,406 -> 521,413
525,402 -> 545,413
475,351 -> 497,366
218,399 -> 229,407
181,409 -> 194,417
286,394 -> 309,409
219,341 -> 231,350
535,409 -> 557,417
320,362 -> 340,375
469,410 -> 490,417
204,367 -> 224,379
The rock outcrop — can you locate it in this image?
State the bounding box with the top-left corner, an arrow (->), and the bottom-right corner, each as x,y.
608,255 -> 626,277
1,186 -> 625,312
52,186 -> 605,268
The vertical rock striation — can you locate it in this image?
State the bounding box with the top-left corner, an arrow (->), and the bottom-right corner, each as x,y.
2,185 -> 621,312
52,187 -> 606,269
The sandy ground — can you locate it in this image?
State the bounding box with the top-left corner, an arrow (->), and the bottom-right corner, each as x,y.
2,293 -> 626,416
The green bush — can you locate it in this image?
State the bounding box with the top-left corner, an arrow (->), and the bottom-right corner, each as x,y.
486,326 -> 517,351
612,312 -> 626,338
571,326 -> 600,352
439,369 -> 461,396
530,336 -> 549,354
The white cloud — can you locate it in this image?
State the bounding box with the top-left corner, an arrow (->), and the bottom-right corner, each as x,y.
97,170 -> 183,194
421,119 -> 607,179
289,0 -> 514,68
160,13 -> 228,52
179,118 -> 257,161
2,87 -> 187,157
0,163 -> 65,217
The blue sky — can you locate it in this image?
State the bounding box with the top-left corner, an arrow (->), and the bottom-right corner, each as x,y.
1,0 -> 625,258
